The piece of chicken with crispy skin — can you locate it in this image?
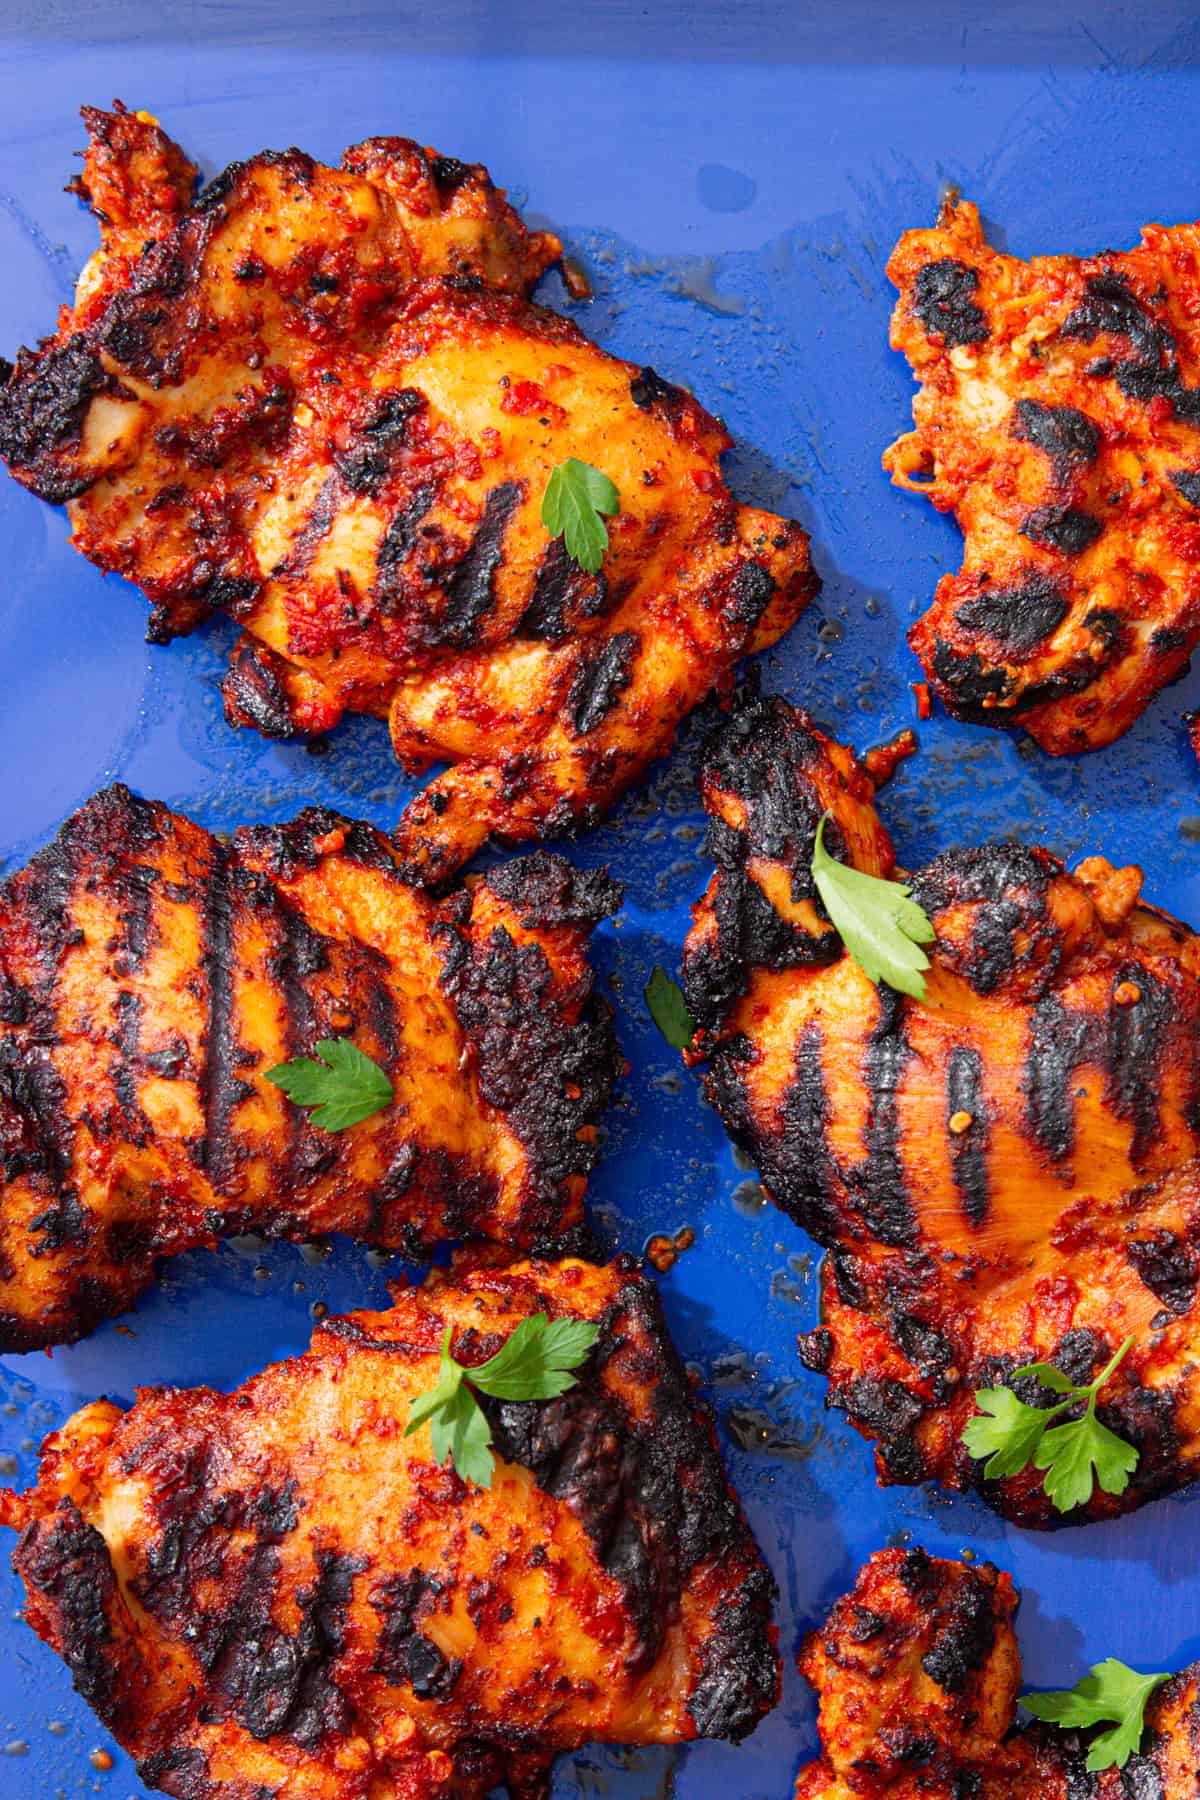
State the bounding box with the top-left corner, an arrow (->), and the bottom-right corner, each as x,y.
0,1255 -> 779,1800
0,784 -> 622,1352
682,694 -> 1200,1526
0,106 -> 817,883
886,195 -> 1200,754
795,1547 -> 1199,1798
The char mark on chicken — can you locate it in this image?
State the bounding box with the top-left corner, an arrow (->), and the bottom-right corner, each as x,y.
0,104 -> 817,881
0,784 -> 622,1349
886,196 -> 1200,754
685,692 -> 1200,1526
0,1255 -> 779,1798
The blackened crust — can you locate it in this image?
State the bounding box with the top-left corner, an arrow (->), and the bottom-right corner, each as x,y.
0,787 -> 622,1345
13,1498 -> 126,1726
0,337 -> 118,502
682,696 -> 844,1031
912,259 -> 989,346
479,1260 -> 779,1737
436,857 -> 624,1242
1009,398 -> 1101,474
221,637 -> 299,738
953,574 -> 1070,658
481,850 -> 622,932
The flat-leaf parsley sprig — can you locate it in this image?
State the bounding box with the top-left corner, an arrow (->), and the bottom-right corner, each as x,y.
963,1334 -> 1139,1513
541,458 -> 620,573
645,966 -> 695,1050
405,1311 -> 600,1489
265,1037 -> 393,1131
1021,1658 -> 1170,1772
810,814 -> 936,1000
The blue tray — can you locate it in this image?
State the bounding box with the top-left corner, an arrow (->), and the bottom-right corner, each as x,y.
2,5 -> 1200,1794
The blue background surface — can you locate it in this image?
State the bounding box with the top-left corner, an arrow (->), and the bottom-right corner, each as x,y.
1,3 -> 1200,1794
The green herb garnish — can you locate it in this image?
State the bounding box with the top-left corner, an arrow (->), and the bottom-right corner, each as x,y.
963,1335 -> 1139,1513
541,458 -> 620,573
1021,1659 -> 1169,1771
405,1312 -> 600,1489
645,966 -> 696,1049
810,813 -> 936,1000
264,1037 -> 393,1131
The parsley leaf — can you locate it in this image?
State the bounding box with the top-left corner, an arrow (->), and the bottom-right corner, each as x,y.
405,1312 -> 600,1488
963,1335 -> 1138,1513
810,815 -> 935,1000
264,1037 -> 393,1131
645,967 -> 696,1049
430,1383 -> 495,1491
541,458 -> 620,573
962,1386 -> 1053,1482
1022,1659 -> 1170,1771
1036,1412 -> 1139,1513
468,1313 -> 601,1400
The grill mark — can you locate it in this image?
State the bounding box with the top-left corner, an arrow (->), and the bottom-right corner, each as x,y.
118,862 -> 160,973
946,1045 -> 989,1227
774,1022 -> 841,1239
271,474 -> 339,581
272,904 -> 329,1198
21,805 -> 88,1011
0,1037 -> 72,1188
106,857 -> 157,1136
517,537 -> 608,643
854,989 -> 916,1248
198,843 -> 237,1192
371,482 -> 438,613
1105,967 -> 1171,1167
111,989 -> 144,1125
568,631 -> 640,736
1170,469 -> 1200,508
362,959 -> 400,1075
431,480 -> 523,648
5,819 -> 89,1185
1023,996 -> 1091,1164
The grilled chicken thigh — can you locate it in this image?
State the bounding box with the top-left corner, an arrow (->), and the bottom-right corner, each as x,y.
0,1256 -> 779,1799
886,196 -> 1200,753
0,105 -> 816,881
683,695 -> 1200,1525
0,786 -> 621,1351
795,1548 -> 1199,1797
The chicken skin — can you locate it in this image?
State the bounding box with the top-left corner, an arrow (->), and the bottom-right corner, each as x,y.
0,785 -> 622,1351
683,695 -> 1200,1525
0,105 -> 816,882
886,196 -> 1200,753
795,1548 -> 1199,1798
0,1255 -> 779,1799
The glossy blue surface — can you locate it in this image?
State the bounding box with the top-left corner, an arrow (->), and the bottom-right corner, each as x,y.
2,6 -> 1200,1795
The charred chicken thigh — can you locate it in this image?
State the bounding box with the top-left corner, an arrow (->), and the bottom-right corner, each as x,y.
887,196 -> 1200,753
0,105 -> 816,882
683,695 -> 1200,1525
795,1548 -> 1199,1797
0,785 -> 621,1351
0,1256 -> 779,1799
